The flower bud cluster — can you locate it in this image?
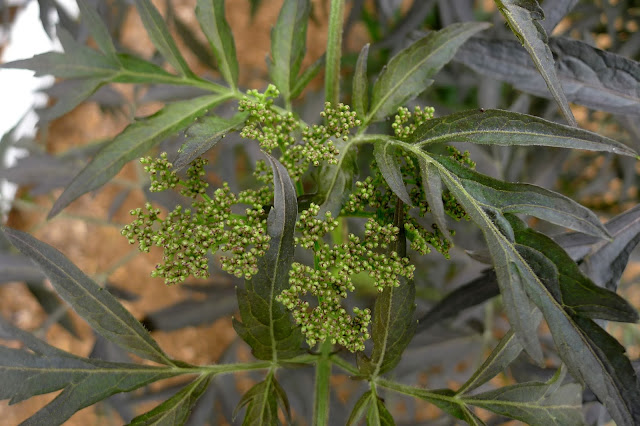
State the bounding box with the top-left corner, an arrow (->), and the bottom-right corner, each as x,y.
319,102 -> 361,140
446,145 -> 476,169
239,85 -> 298,152
140,152 -> 179,192
404,221 -> 453,258
392,105 -> 435,139
122,154 -> 271,285
278,206 -> 414,352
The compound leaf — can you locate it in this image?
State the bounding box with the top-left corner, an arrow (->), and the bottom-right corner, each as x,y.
233,378 -> 280,425
49,94 -> 229,218
195,0 -> 239,88
175,112 -> 248,170
353,43 -> 370,118
368,22 -> 489,123
2,227 -> 173,365
233,155 -> 304,361
411,109 -> 636,158
495,0 -> 576,125
269,0 -> 310,102
464,369 -> 583,425
134,0 -> 194,77
435,154 -> 610,238
128,375 -> 213,425
77,0 -> 118,61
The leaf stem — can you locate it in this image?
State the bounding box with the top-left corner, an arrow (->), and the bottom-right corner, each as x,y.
325,0 -> 345,105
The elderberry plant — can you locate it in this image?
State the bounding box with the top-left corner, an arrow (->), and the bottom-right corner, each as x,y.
2,1 -> 640,425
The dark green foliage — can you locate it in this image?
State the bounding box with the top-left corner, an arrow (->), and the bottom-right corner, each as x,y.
2,0 -> 640,425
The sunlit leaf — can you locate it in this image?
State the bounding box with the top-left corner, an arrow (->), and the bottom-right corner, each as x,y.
134,0 -> 195,77
269,0 -> 310,102
368,22 -> 489,123
2,227 -> 173,365
49,94 -> 230,218
495,0 -> 576,125
195,0 -> 239,88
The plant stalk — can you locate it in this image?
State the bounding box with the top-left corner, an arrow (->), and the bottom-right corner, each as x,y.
325,0 -> 345,105
313,339 -> 333,426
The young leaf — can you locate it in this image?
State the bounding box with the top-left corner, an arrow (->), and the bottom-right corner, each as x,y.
2,227 -> 173,365
571,316 -> 640,425
495,0 -> 577,126
195,0 -> 239,88
456,37 -> 640,116
346,391 -> 372,426
419,158 -> 452,242
434,154 -> 610,238
367,395 -> 396,426
314,138 -> 358,216
367,22 -> 490,123
463,370 -> 583,425
48,94 -> 230,218
373,141 -> 413,205
77,0 -> 118,61
128,375 -> 213,425
509,217 -> 639,323
269,0 -> 310,102
352,44 -> 370,118
411,109 -> 637,158
134,0 -> 195,77
175,112 -> 248,170
233,155 -> 304,361
233,378 -> 279,425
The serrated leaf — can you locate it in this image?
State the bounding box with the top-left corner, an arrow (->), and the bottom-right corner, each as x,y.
2,29 -> 119,78
571,316 -> 640,425
367,22 -> 489,123
495,0 -> 576,125
195,0 -> 239,88
373,141 -> 412,205
175,112 -> 248,171
290,54 -> 325,99
233,378 -> 279,426
456,36 -> 640,116
39,78 -> 105,121
2,227 -> 173,365
464,370 -> 583,425
346,391 -> 372,426
315,138 -> 358,216
0,319 -> 179,426
134,0 -> 194,77
353,44 -> 370,118
128,375 -> 213,425
411,109 -> 636,157
233,155 -> 303,361
269,0 -> 310,101
509,216 -> 638,323
434,154 -> 610,238
457,327 -> 532,395
49,94 -> 229,218
77,0 -> 118,61
367,396 -> 395,426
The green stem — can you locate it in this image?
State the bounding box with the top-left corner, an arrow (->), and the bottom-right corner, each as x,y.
313,340 -> 333,426
325,0 -> 345,105
378,378 -> 459,403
